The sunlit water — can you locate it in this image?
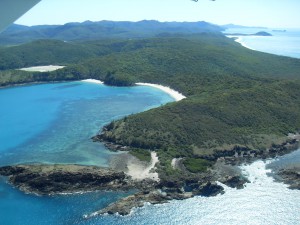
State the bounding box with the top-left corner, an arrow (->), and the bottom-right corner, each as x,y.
0,82 -> 173,166
0,81 -> 174,224
85,154 -> 300,225
224,28 -> 300,58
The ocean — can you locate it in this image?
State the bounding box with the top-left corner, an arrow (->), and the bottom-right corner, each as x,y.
224,27 -> 300,59
1,29 -> 300,224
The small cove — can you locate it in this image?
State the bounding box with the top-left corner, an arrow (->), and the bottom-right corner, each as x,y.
0,81 -> 174,166
0,81 -> 174,224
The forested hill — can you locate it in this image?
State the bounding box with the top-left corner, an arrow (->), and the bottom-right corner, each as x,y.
1,34 -> 299,85
0,20 -> 223,45
1,34 -> 300,169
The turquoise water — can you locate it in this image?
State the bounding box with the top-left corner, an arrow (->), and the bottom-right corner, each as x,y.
224,28 -> 300,58
1,83 -> 299,225
0,81 -> 174,224
0,176 -> 134,225
0,82 -> 173,166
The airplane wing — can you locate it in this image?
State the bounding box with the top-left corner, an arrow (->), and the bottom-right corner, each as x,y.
0,0 -> 41,32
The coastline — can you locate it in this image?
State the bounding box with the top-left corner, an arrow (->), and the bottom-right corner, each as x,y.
226,35 -> 255,50
80,79 -> 186,101
1,78 -> 299,217
135,82 -> 186,101
81,78 -> 104,84
1,125 -> 299,217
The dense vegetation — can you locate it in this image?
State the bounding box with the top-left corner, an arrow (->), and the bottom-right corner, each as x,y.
183,158 -> 213,173
129,149 -> 152,162
1,32 -> 300,176
103,71 -> 135,86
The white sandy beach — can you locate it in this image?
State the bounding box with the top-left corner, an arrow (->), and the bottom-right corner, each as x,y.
226,35 -> 255,50
136,82 -> 186,101
19,65 -> 65,72
81,78 -> 104,84
126,152 -> 159,181
82,80 -> 186,101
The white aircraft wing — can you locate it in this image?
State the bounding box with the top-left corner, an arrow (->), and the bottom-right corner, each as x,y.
0,0 -> 41,32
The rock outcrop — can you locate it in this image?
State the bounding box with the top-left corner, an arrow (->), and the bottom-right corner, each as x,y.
275,167 -> 300,190
0,164 -> 132,195
201,138 -> 299,165
88,181 -> 225,217
1,135 -> 298,216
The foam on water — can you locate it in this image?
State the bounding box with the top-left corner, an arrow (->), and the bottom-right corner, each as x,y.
84,157 -> 300,225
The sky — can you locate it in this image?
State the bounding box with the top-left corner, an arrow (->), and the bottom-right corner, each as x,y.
15,0 -> 300,28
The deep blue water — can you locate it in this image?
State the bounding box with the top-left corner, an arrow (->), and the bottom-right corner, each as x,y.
224,28 -> 300,58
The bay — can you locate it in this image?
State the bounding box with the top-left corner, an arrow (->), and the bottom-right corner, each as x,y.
0,81 -> 174,166
0,81 -> 174,225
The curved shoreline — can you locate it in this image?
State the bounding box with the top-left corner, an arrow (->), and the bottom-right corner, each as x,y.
81,79 -> 104,84
135,82 -> 186,101
226,35 -> 255,50
80,79 -> 187,102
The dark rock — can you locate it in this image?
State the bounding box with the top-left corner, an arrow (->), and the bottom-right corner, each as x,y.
194,181 -> 224,197
0,166 -> 26,176
275,168 -> 300,190
0,164 -> 132,195
222,175 -> 249,189
92,190 -> 170,216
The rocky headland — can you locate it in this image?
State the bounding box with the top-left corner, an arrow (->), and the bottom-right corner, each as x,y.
0,164 -> 133,195
0,136 -> 299,216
